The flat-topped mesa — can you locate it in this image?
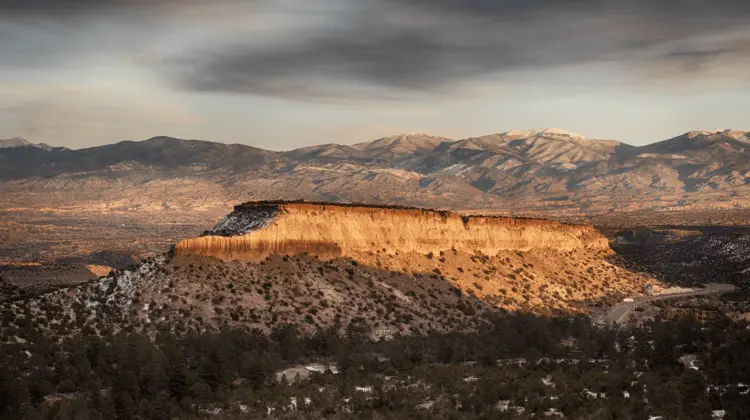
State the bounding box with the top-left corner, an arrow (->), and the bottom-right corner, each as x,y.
174,201 -> 610,262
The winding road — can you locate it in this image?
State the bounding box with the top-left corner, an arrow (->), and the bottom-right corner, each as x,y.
604,283 -> 737,325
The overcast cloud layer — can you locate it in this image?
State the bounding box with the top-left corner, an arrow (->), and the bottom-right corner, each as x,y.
1,0 -> 750,148
171,0 -> 750,98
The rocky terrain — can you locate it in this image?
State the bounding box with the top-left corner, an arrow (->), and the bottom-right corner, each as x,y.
2,128 -> 750,217
175,202 -> 608,262
3,130 -> 749,418
6,202 -> 750,420
0,202 -> 655,344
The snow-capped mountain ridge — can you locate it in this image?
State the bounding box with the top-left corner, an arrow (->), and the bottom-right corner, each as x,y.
0,137 -> 59,151
3,128 -> 750,215
502,128 -> 589,140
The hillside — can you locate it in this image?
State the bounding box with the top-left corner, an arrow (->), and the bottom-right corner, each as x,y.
0,202 -> 654,345
2,129 -> 749,216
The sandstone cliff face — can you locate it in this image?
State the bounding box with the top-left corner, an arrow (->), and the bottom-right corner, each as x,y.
174,202 -> 610,261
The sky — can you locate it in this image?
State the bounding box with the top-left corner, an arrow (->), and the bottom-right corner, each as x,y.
1,0 -> 750,150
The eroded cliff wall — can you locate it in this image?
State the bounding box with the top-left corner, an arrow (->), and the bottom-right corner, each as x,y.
174,202 -> 610,262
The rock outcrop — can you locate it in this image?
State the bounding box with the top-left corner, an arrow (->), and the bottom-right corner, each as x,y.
174,201 -> 609,262
0,202 -> 651,342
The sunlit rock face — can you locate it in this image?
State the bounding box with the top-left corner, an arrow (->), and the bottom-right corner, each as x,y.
174,201 -> 610,262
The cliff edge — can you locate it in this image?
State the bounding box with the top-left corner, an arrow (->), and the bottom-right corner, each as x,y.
174,201 -> 610,261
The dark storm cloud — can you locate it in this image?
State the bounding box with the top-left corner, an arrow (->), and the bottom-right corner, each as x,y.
5,0 -> 750,99
398,0 -> 750,16
0,0 -> 232,23
168,0 -> 750,99
0,0 -> 184,13
0,0 -> 237,68
653,45 -> 750,74
180,29 -> 502,94
665,49 -> 738,59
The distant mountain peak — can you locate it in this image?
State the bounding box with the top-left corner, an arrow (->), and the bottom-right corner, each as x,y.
2,128 -> 750,215
685,129 -> 750,140
379,133 -> 448,142
502,128 -> 588,140
0,137 -> 32,147
352,133 -> 449,153
390,132 -> 434,138
143,136 -> 187,143
0,137 -> 56,151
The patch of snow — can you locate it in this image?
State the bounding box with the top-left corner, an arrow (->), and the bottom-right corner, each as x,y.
581,389 -> 605,399
497,358 -> 527,366
369,167 -> 421,179
504,128 -> 587,140
554,162 -> 580,171
545,408 -> 564,417
699,236 -> 750,264
496,400 -> 510,411
436,163 -> 471,176
416,400 -> 434,410
355,386 -> 373,393
199,407 -> 222,416
305,364 -> 339,374
737,383 -> 748,395
637,153 -> 688,159
707,384 -> 727,394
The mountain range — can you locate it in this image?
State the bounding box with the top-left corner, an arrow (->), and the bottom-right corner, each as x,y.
2,128 -> 749,215
0,137 -> 58,151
